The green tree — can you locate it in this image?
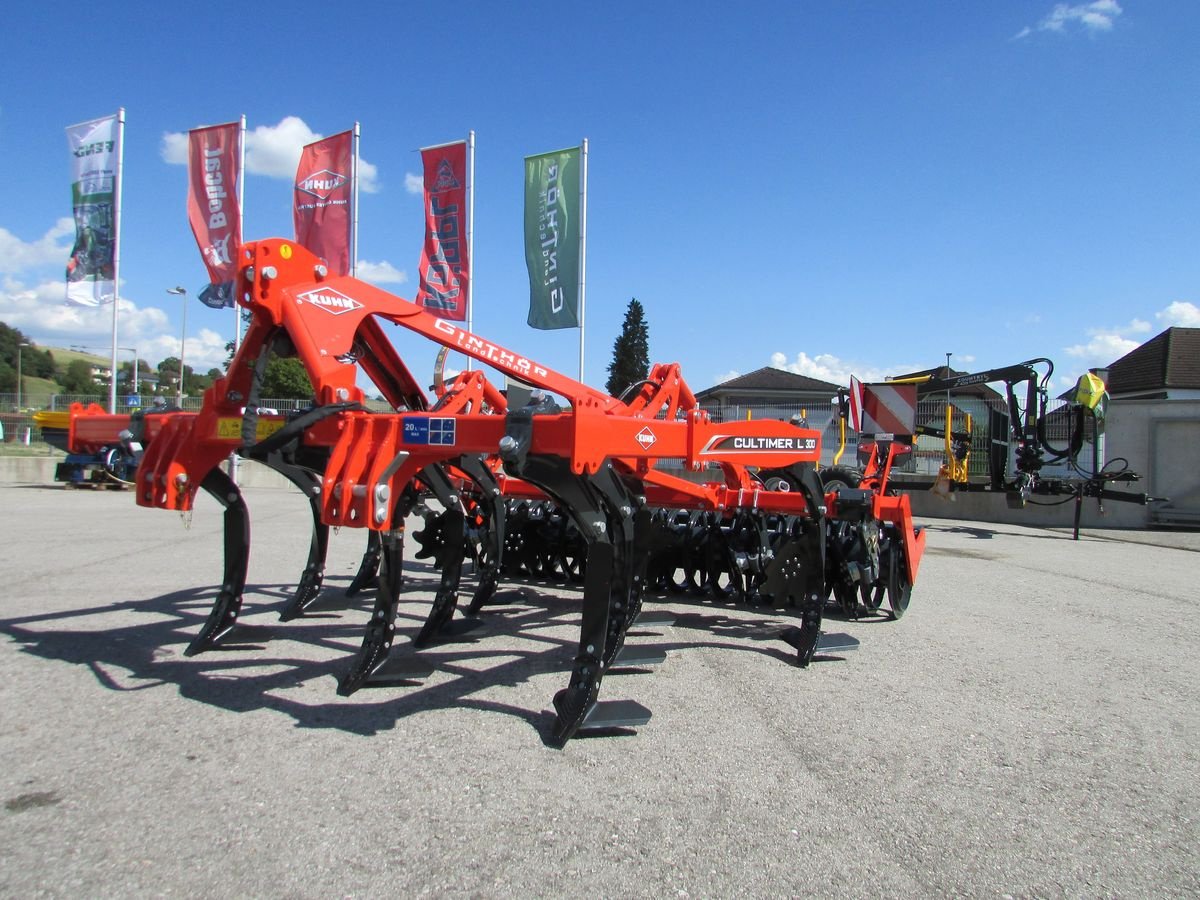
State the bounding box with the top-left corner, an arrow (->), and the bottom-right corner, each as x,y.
222,312 -> 313,401
261,357 -> 314,400
0,322 -> 55,391
61,358 -> 104,393
605,298 -> 651,398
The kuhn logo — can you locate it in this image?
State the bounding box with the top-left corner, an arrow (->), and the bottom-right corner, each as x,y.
296,169 -> 347,200
635,427 -> 657,450
298,287 -> 363,315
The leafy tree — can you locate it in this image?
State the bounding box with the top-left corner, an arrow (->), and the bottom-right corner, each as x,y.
61,358 -> 104,393
261,357 -> 314,400
605,298 -> 651,398
0,322 -> 55,390
222,313 -> 313,401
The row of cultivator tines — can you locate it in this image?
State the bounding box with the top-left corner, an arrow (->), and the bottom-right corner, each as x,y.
71,237 -> 925,745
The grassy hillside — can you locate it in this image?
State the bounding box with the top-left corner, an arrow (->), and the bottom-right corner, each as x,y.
46,347 -> 109,370
16,376 -> 60,408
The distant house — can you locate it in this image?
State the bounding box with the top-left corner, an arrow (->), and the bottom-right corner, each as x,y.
694,367 -> 843,423
1092,327 -> 1200,526
1105,327 -> 1200,401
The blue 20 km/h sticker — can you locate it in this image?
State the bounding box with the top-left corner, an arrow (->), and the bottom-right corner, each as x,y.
402,417 -> 457,446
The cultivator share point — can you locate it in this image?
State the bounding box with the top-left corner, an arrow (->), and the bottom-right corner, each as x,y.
67,238 -> 931,744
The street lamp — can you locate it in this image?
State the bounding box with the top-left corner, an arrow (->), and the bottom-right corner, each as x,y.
16,342 -> 30,411
167,286 -> 187,405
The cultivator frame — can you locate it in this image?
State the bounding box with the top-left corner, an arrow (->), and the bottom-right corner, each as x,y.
111,238 -> 925,743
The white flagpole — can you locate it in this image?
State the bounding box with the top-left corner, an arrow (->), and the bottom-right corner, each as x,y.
234,114 -> 246,353
466,130 -> 475,371
229,114 -> 247,486
577,138 -> 588,383
109,107 -> 126,413
351,122 -> 360,278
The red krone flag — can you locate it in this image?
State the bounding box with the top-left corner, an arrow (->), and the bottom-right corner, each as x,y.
186,122 -> 242,294
416,141 -> 469,321
293,130 -> 353,275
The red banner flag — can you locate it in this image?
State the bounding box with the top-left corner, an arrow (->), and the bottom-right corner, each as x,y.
293,130 -> 353,276
186,122 -> 241,304
416,141 -> 470,321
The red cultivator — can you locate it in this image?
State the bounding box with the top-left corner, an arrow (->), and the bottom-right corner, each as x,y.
100,238 -> 926,744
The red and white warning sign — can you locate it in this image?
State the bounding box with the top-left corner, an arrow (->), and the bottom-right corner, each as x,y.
849,377 -> 917,436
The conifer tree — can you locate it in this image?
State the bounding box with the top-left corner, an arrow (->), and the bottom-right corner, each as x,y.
605,298 -> 650,398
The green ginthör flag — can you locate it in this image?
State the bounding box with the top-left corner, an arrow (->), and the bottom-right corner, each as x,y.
524,147 -> 581,330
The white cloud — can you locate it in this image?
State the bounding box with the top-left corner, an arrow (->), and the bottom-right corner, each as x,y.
1063,312 -> 1156,371
357,159 -> 380,195
1015,1 -> 1123,39
0,276 -> 171,352
405,173 -> 424,195
768,350 -> 919,386
161,116 -> 380,193
711,369 -> 740,386
356,260 -> 408,285
1063,331 -> 1140,363
160,131 -> 187,165
0,219 -> 76,276
1156,301 -> 1200,327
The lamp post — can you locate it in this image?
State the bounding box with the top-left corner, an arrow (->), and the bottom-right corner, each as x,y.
945,352 -> 953,408
167,286 -> 187,405
16,342 -> 30,411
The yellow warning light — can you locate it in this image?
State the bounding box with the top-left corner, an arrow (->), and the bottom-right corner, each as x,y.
280,244 -> 293,260
1074,371 -> 1107,411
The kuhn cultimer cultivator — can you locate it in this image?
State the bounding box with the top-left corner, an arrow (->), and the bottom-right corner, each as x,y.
85,238 -> 926,744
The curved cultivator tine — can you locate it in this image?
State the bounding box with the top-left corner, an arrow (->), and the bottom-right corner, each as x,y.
184,468 -> 250,656
338,529 -> 404,695
269,463 -> 330,621
345,531 -> 382,598
413,508 -> 466,647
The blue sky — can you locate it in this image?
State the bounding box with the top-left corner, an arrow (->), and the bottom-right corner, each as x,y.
2,1 -> 1197,395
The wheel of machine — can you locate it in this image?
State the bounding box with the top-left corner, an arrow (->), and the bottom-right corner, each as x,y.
819,466 -> 862,494
883,539 -> 912,620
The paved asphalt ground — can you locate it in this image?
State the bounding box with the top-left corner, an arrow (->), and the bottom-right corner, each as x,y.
0,482 -> 1197,898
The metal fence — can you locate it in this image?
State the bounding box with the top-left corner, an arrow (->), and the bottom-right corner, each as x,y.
3,393 -> 1090,480
696,396 -> 1089,479
0,395 -> 335,450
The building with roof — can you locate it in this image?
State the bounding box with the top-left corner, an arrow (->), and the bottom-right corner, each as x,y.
1105,327 -> 1200,401
694,367 -> 842,423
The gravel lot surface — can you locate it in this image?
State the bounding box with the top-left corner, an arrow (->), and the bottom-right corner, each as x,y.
1,483 -> 1197,897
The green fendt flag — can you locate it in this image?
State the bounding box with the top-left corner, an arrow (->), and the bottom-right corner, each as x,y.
524,146 -> 581,329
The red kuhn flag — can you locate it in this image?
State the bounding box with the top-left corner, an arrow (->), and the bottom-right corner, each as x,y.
186,122 -> 241,303
294,130 -> 353,275
416,141 -> 469,321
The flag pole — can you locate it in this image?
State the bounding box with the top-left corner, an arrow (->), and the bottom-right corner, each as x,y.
577,138 -> 588,383
108,107 -> 126,413
466,130 -> 475,371
351,122 -> 360,278
229,114 -> 247,486
234,114 -> 246,353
